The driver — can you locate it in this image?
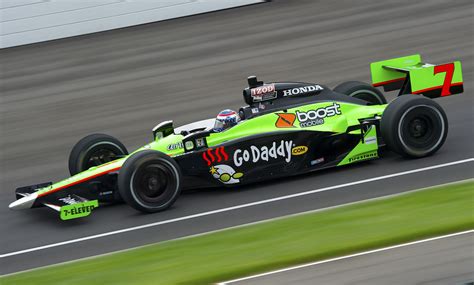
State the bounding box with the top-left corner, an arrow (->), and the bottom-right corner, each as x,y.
213,109 -> 240,132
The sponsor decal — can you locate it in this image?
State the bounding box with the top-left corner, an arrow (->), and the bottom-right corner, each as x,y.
283,84 -> 323,96
204,148 -> 242,184
348,151 -> 378,163
251,84 -> 277,102
202,147 -> 229,166
234,140 -> 293,167
310,157 -> 325,166
364,136 -> 377,145
296,103 -> 342,128
209,164 -> 243,184
167,142 -> 183,151
185,141 -> 194,150
60,200 -> 98,220
291,146 -> 308,156
196,138 -> 206,147
275,113 -> 296,128
59,196 -> 80,205
251,107 -> 259,114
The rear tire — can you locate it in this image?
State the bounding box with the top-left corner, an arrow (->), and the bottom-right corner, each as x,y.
381,95 -> 448,158
118,150 -> 182,213
69,134 -> 128,175
334,81 -> 387,105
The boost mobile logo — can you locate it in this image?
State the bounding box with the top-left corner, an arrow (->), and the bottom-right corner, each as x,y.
296,103 -> 342,128
275,113 -> 296,128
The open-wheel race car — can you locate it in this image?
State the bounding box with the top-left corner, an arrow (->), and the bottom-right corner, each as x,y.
9,54 -> 464,220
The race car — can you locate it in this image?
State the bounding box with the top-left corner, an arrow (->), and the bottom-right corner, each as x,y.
9,54 -> 464,220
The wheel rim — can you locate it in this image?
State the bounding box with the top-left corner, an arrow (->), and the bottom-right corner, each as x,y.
85,148 -> 119,169
403,115 -> 434,145
398,105 -> 444,155
131,161 -> 177,205
82,142 -> 126,170
408,118 -> 429,138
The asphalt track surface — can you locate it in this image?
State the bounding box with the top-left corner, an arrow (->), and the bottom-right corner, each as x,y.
1,0 -> 473,276
228,231 -> 474,285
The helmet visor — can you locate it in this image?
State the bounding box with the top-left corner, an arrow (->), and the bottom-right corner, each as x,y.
214,119 -> 225,131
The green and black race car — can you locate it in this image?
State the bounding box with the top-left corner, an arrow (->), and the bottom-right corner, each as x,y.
9,54 -> 464,220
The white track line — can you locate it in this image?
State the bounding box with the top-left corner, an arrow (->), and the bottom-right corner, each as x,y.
1,158 -> 473,258
3,179 -> 470,277
218,230 -> 474,284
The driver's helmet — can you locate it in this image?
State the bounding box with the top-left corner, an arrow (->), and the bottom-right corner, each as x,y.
213,109 -> 240,132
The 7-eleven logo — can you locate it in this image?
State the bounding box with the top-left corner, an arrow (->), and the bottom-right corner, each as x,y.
275,113 -> 296,128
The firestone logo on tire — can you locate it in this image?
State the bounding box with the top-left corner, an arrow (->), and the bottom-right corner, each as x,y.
296,103 -> 342,127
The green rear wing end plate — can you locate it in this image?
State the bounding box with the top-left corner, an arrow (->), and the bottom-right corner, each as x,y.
370,54 -> 463,98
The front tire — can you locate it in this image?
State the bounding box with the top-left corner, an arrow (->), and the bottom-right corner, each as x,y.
334,81 -> 387,105
69,133 -> 128,175
381,95 -> 448,158
118,150 -> 182,213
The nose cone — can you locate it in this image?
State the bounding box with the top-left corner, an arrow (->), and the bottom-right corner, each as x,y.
9,192 -> 38,210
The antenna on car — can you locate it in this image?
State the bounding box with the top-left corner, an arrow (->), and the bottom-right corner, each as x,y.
247,75 -> 263,88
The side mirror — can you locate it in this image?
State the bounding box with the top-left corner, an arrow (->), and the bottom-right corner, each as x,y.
152,120 -> 174,140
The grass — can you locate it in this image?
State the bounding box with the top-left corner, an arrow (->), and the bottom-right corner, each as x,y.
2,180 -> 473,285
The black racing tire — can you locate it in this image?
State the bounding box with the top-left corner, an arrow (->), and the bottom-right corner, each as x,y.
69,133 -> 128,176
380,95 -> 448,158
118,150 -> 182,213
334,81 -> 387,105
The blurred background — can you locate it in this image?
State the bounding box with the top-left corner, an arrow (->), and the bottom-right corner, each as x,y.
1,0 -> 472,188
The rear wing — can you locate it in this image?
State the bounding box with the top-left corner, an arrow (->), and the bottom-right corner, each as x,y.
370,54 -> 463,98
